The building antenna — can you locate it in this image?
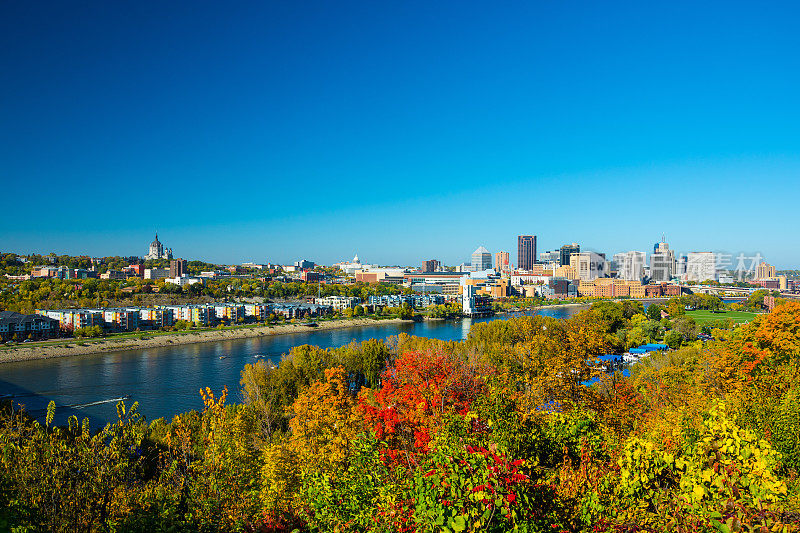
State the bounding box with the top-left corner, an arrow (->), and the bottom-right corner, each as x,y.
662,233 -> 665,243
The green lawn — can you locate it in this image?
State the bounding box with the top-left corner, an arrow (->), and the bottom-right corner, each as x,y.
685,309 -> 759,325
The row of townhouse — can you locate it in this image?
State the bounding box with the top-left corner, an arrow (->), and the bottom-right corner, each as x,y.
38,309 -> 105,330
36,300 -> 339,333
39,308 -> 143,332
163,305 -> 215,326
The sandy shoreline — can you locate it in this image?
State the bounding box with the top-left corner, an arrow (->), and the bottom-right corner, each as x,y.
0,317 -> 409,363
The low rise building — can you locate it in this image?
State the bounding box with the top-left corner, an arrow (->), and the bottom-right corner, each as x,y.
165,305 -> 215,326
314,295 -> 360,311
164,276 -> 203,286
100,270 -> 128,280
301,271 -> 320,283
244,303 -> 270,320
541,277 -> 578,299
138,307 -> 175,329
368,294 -> 446,308
213,303 -> 245,323
95,308 -> 140,331
38,309 -> 104,331
0,311 -> 60,341
144,268 -> 170,280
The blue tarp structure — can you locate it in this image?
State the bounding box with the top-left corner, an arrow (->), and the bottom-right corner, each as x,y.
630,343 -> 668,354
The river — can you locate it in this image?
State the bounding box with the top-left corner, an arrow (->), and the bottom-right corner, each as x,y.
0,307 -> 581,427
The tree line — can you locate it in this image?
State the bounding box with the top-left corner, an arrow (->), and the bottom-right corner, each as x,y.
1,300 -> 798,531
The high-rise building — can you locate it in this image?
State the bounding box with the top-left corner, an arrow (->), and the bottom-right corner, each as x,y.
169,258 -> 187,278
686,252 -> 718,282
559,243 -> 580,268
756,261 -> 776,280
676,255 -> 687,278
570,251 -> 609,281
649,239 -> 676,282
494,251 -> 510,272
613,251 -> 646,281
517,235 -> 537,271
471,246 -> 492,272
421,259 -> 441,273
539,250 -> 561,264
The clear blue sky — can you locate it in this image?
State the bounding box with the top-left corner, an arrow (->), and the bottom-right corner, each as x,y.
2,1 -> 799,267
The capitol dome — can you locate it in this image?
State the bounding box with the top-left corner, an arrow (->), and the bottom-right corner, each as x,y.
353,253 -> 360,263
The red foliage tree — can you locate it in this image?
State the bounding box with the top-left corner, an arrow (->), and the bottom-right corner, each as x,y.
358,350 -> 486,464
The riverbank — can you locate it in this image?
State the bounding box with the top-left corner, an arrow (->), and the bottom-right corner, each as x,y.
0,301 -> 594,364
0,317 -> 410,363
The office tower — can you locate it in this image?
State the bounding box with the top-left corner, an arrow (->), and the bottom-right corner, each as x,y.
494,251 -> 510,272
570,251 -> 609,281
559,243 -> 580,268
517,235 -> 537,270
471,246 -> 492,271
649,239 -> 676,282
686,252 -> 717,282
613,251 -> 646,281
539,250 -> 561,264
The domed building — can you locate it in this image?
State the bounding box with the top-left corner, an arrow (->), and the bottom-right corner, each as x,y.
144,233 -> 173,260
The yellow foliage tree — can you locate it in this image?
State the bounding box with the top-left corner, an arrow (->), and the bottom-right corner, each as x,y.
260,366 -> 365,512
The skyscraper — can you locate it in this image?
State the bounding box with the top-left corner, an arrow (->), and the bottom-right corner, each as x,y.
649,239 -> 676,282
559,243 -> 580,268
570,251 -> 609,281
539,250 -> 561,264
494,251 -> 510,272
756,261 -> 776,280
471,246 -> 492,271
686,252 -> 717,282
613,251 -> 646,281
517,235 -> 537,271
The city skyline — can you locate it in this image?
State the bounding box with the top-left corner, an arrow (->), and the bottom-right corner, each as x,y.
2,2 -> 800,266
4,231 -> 790,273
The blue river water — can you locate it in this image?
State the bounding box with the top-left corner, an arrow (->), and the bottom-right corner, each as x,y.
0,307 -> 582,427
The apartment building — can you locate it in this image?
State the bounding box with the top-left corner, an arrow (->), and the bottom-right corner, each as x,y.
38,309 -> 104,331
314,296 -> 360,310
0,311 -> 60,341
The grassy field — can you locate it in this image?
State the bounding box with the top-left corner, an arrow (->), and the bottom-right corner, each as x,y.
685,309 -> 760,325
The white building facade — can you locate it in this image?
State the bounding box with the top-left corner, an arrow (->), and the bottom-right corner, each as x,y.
686,252 -> 718,282
613,251 -> 646,281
